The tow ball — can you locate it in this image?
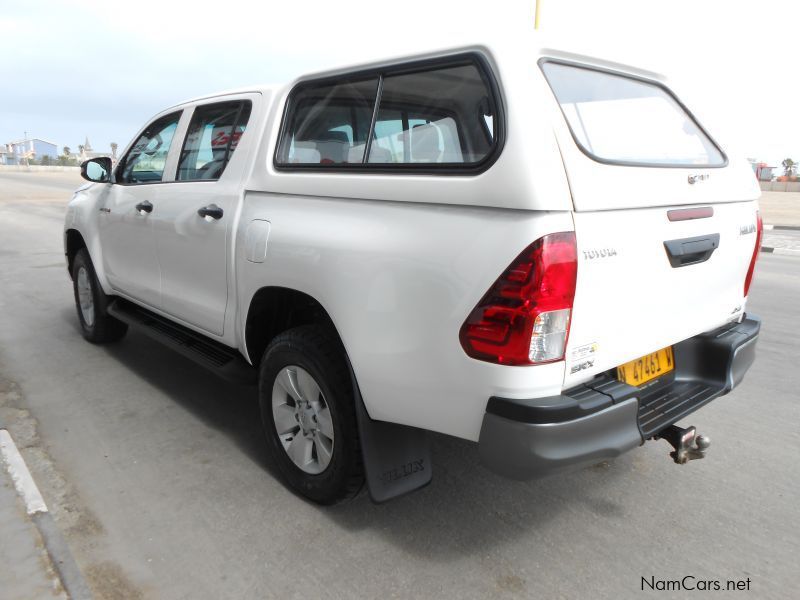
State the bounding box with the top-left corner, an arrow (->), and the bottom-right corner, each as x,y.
656,425 -> 710,464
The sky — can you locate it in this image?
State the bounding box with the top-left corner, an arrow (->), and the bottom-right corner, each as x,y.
0,0 -> 796,167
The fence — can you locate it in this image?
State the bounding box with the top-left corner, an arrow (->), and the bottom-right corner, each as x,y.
0,165 -> 80,173
760,180 -> 800,192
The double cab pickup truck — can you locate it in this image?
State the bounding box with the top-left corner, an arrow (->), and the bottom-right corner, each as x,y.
65,40 -> 762,504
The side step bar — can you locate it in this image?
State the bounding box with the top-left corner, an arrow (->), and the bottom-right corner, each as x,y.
107,299 -> 256,385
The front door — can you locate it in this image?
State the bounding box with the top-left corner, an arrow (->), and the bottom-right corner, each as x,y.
98,111 -> 183,308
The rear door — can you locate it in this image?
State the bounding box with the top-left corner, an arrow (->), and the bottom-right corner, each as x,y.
153,95 -> 255,336
539,60 -> 762,388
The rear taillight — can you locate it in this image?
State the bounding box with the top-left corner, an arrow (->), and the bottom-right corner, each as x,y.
743,211 -> 763,297
459,232 -> 577,365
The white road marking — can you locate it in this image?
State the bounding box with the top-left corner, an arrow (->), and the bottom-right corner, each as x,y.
773,247 -> 800,256
763,224 -> 774,230
0,429 -> 48,515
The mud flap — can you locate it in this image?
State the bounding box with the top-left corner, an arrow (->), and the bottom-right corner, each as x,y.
349,365 -> 432,503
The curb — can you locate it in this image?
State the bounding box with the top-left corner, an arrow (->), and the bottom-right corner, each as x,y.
764,224 -> 800,231
761,246 -> 800,256
32,512 -> 93,599
0,429 -> 92,599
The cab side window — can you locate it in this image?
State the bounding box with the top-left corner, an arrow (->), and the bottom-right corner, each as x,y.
177,101 -> 252,181
117,112 -> 181,184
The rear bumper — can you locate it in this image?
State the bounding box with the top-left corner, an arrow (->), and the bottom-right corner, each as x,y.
478,314 -> 760,480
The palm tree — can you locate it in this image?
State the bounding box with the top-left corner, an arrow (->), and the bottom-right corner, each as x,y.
77,144 -> 85,157
63,146 -> 71,157
782,158 -> 796,177
110,142 -> 118,160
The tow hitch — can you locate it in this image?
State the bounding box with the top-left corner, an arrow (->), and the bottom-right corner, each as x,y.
656,425 -> 710,464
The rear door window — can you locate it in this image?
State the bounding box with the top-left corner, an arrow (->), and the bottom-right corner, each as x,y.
177,101 -> 252,181
275,55 -> 501,171
176,101 -> 251,181
541,61 -> 726,167
117,112 -> 181,184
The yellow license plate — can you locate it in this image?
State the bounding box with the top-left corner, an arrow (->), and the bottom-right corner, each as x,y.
616,346 -> 675,387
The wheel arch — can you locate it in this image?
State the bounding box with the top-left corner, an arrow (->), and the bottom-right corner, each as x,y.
244,286 -> 343,368
65,228 -> 87,278
63,224 -> 113,294
245,285 -> 432,502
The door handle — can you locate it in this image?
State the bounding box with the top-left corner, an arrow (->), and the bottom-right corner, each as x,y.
197,204 -> 224,220
135,200 -> 153,214
663,233 -> 720,267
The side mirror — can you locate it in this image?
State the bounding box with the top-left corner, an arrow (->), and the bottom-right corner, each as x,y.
80,157 -> 113,183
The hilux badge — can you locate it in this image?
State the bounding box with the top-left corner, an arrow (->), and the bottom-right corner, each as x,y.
739,223 -> 756,235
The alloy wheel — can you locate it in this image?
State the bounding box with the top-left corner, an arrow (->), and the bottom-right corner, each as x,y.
271,365 -> 335,474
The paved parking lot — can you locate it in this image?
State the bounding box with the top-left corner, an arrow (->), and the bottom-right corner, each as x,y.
1,171 -> 798,599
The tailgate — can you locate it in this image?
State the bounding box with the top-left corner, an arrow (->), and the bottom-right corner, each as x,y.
563,200 -> 760,388
538,57 -> 762,387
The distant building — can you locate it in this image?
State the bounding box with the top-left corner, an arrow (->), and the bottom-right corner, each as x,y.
79,137 -> 111,161
5,138 -> 59,164
752,162 -> 775,181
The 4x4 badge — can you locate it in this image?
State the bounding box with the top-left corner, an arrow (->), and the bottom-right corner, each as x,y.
688,174 -> 710,184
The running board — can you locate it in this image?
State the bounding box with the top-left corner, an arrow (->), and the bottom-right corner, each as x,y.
107,299 -> 256,385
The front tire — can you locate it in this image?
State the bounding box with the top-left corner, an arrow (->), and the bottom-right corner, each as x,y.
259,325 -> 364,504
71,248 -> 127,343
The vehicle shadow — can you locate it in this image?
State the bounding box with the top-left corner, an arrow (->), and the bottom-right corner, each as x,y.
77,310 -> 636,560
92,324 -> 278,479
324,437 -> 637,559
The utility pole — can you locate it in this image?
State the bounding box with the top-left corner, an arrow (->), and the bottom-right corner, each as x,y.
23,130 -> 29,168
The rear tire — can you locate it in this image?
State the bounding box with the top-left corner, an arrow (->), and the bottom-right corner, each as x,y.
259,325 -> 364,504
71,248 -> 128,343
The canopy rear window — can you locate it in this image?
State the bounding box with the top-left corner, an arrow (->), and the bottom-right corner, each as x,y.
541,61 -> 726,168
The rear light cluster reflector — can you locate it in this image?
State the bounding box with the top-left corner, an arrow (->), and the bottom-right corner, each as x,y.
743,211 -> 763,297
459,232 -> 578,365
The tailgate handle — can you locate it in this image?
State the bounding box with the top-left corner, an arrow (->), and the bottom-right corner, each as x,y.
663,233 -> 720,268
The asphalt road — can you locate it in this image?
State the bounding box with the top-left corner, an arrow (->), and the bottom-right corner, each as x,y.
1,171 -> 798,599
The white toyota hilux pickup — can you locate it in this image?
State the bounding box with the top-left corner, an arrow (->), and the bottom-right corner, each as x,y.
65,41 -> 762,504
